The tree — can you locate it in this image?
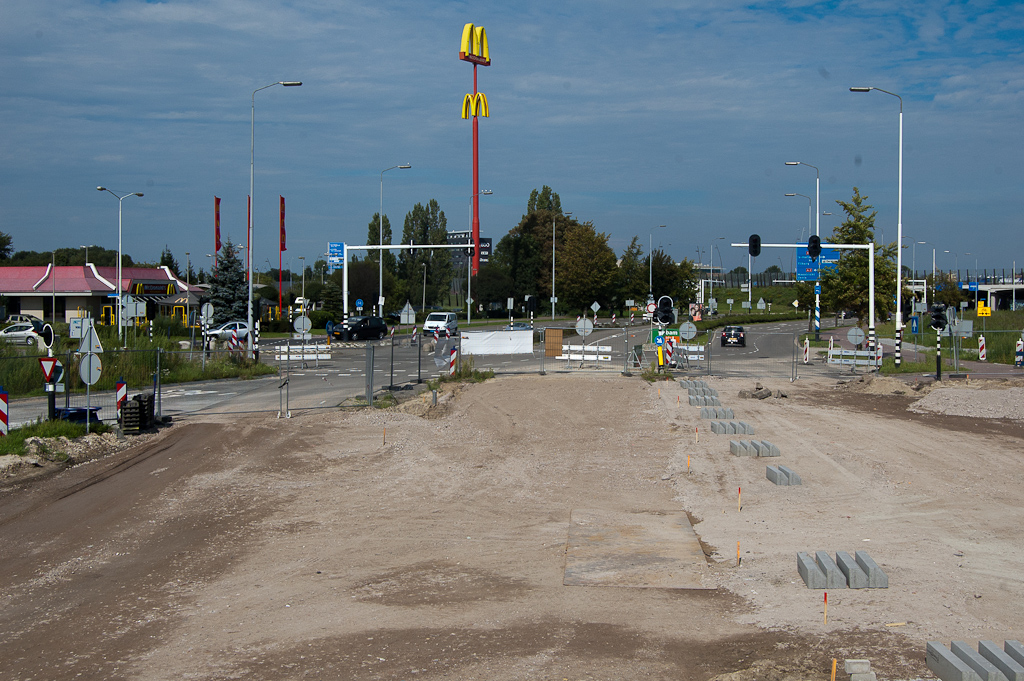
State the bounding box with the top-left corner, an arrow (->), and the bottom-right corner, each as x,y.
527,186 -> 562,214
322,281 -> 344,317
0,232 -> 12,261
366,213 -> 397,276
558,221 -> 618,311
472,263 -> 514,310
762,264 -> 783,276
399,200 -> 451,309
208,239 -> 248,324
820,188 -> 897,327
615,237 -> 648,306
159,246 -> 180,277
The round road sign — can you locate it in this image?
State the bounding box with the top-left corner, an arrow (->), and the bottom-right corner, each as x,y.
79,352 -> 102,386
293,315 -> 312,334
574,318 -> 594,337
679,321 -> 697,340
201,302 -> 214,322
847,327 -> 866,345
646,302 -> 657,314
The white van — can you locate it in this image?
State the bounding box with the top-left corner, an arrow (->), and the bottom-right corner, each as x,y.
422,312 -> 458,336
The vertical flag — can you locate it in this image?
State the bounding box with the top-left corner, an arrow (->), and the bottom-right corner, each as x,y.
214,197 -> 222,267
280,196 -> 286,252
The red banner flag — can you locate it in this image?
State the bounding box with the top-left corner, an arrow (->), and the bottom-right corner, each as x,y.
280,196 -> 286,252
214,196 -> 222,253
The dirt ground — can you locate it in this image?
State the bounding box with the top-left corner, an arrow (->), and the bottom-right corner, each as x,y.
1,371 -> 1022,680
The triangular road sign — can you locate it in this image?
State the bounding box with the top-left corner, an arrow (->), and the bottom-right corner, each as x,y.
78,325 -> 103,354
39,357 -> 57,382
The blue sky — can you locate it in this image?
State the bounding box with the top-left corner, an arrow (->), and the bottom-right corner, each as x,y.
2,0 -> 1022,276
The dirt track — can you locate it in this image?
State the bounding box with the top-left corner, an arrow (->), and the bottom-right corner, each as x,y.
1,373 -> 1022,680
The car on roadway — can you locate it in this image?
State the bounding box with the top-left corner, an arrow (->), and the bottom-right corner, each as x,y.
205,321 -> 250,342
0,322 -> 41,346
720,325 -> 746,347
332,316 -> 389,341
4,314 -> 42,326
422,311 -> 458,337
506,321 -> 533,331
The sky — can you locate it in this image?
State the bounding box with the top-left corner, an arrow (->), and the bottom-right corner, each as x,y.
2,0 -> 1022,277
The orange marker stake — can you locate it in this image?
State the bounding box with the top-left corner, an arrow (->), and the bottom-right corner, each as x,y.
687,454 -> 691,473
695,426 -> 698,443
824,591 -> 828,624
383,428 -> 386,445
736,541 -> 740,567
831,658 -> 837,681
677,395 -> 680,405
738,486 -> 742,512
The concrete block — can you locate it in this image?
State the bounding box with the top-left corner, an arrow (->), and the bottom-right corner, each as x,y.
738,421 -> 754,435
723,407 -> 734,419
749,441 -> 765,456
798,552 -> 826,588
979,641 -> 1024,681
928,641 -> 983,681
700,407 -> 712,419
850,673 -> 877,681
815,551 -> 847,589
759,440 -> 780,457
778,465 -> 801,485
730,440 -> 745,456
766,465 -> 788,485
952,640 -> 1008,681
845,660 -> 872,674
836,551 -> 869,588
710,421 -> 724,434
854,550 -> 888,588
1005,642 -> 1024,668
708,397 -> 722,406
708,388 -> 719,397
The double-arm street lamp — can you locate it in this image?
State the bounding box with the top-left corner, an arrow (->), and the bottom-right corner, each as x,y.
785,161 -> 821,337
96,186 -> 144,344
379,164 -> 412,314
249,80 -> 302,357
918,241 -> 935,305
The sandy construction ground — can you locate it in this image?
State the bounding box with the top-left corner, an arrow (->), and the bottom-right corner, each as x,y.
1,372 -> 1023,680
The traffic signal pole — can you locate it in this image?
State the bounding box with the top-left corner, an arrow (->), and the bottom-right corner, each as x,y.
936,329 -> 942,381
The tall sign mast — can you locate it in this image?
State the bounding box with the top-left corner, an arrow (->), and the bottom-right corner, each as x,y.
459,23 -> 490,276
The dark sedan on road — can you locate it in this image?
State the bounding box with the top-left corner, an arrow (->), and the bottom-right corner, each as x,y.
332,316 -> 389,341
720,325 -> 746,347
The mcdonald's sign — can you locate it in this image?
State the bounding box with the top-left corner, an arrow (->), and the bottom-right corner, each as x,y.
461,92 -> 489,119
459,23 -> 490,66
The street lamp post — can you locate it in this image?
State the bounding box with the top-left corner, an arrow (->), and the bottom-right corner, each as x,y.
185,252 -> 190,288
709,236 -> 724,311
785,161 -> 821,339
379,164 -> 412,315
851,86 -> 903,360
918,241 -> 935,308
96,187 -> 143,344
648,224 -> 666,300
551,211 -> 573,319
249,80 -> 302,358
298,256 -> 306,316
80,244 -> 95,265
785,192 -> 812,277
422,262 -> 428,314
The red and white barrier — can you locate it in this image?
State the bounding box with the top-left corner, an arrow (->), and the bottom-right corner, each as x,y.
611,313 -> 616,325
0,389 -> 8,436
803,338 -> 810,364
449,345 -> 457,376
664,338 -> 674,366
978,335 -> 987,361
116,380 -> 127,418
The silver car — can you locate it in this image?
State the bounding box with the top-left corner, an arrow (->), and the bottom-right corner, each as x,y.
0,323 -> 41,346
204,321 -> 250,342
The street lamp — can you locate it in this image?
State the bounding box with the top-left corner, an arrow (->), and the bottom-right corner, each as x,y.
945,250 -> 958,278
648,224 -> 666,299
851,85 -> 903,355
80,244 -> 95,265
785,161 -> 821,338
96,186 -> 143,344
422,262 -> 428,314
298,256 -> 306,315
918,241 -> 935,306
379,164 -> 412,315
249,80 -> 302,358
184,252 -> 191,288
551,211 -> 573,319
786,193 -> 812,274
709,236 -> 724,310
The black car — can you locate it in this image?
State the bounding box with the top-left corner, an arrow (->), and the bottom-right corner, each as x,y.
332,316 -> 389,341
721,325 -> 746,347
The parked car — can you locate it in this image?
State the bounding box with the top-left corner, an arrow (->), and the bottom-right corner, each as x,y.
0,322 -> 41,346
720,325 -> 746,347
4,314 -> 42,326
506,321 -> 533,331
422,312 -> 458,337
205,321 -> 250,342
332,316 -> 388,341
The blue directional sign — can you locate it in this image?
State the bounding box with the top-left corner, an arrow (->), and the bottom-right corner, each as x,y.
910,315 -> 919,334
796,246 -> 840,282
355,298 -> 364,309
327,242 -> 345,274
969,282 -> 979,292
814,283 -> 821,295
655,335 -> 664,346
328,241 -> 344,255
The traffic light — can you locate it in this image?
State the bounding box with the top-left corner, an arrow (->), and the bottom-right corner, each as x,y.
408,240 -> 416,257
748,234 -> 761,258
808,235 -> 822,260
930,303 -> 947,330
465,245 -> 475,256
656,296 -> 674,324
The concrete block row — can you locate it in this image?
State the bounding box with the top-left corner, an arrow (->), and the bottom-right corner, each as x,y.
709,420 -> 755,435
928,640 -> 1024,681
797,550 -> 887,589
679,380 -> 709,389
845,659 -> 877,681
766,465 -> 801,485
700,406 -> 734,419
730,440 -> 780,457
687,386 -> 719,397
689,395 -> 722,407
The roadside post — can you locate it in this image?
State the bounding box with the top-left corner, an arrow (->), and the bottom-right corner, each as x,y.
0,387 -> 8,437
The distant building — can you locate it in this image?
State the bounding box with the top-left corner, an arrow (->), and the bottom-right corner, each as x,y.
447,231 -> 492,272
0,264 -> 192,325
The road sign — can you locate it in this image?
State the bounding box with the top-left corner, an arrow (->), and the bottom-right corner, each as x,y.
356,298 -> 364,309
201,302 -> 214,322
39,357 -> 58,382
590,301 -> 601,313
574,318 -> 594,337
796,246 -> 840,281
40,324 -> 54,348
791,299 -> 799,308
294,315 -> 312,333
80,352 -> 102,386
847,327 -> 866,345
654,335 -> 664,346
726,298 -> 734,305
969,282 -> 979,292
400,302 -> 416,325
977,305 -> 991,317
756,297 -> 766,310
814,283 -> 821,295
910,316 -> 919,334
742,301 -> 751,309
78,325 -> 103,354
646,302 -> 657,313
625,299 -> 635,307
679,322 -> 697,340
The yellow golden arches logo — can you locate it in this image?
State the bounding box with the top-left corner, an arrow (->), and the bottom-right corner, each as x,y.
459,23 -> 490,65
461,92 -> 489,119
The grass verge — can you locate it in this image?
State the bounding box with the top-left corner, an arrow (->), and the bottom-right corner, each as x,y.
0,419 -> 111,458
